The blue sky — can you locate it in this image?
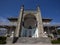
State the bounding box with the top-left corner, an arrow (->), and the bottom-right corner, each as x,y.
0,0 -> 60,23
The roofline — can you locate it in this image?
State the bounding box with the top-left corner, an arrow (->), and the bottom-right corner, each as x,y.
7,17 -> 52,20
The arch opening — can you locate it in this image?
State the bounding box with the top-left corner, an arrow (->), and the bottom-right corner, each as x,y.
21,14 -> 38,37
23,14 -> 37,29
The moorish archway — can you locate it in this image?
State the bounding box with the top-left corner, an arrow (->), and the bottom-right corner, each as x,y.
21,14 -> 38,37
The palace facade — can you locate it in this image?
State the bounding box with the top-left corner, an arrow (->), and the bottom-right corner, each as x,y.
0,6 -> 60,40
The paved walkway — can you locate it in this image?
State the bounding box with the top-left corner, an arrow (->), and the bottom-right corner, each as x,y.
5,44 -> 52,45
5,44 -> 60,45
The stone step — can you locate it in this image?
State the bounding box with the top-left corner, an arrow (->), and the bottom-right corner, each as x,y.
6,37 -> 51,44
6,37 -> 13,44
15,37 -> 51,44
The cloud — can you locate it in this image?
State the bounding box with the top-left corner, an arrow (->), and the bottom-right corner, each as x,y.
0,16 -> 10,25
0,16 -> 17,26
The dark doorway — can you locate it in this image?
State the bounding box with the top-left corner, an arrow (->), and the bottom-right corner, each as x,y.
29,31 -> 31,37
28,26 -> 32,37
28,26 -> 32,29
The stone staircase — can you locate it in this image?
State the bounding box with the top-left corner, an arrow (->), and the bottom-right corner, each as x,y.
15,37 -> 51,44
6,37 -> 51,44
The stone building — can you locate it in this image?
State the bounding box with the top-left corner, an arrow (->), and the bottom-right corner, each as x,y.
0,6 -> 60,43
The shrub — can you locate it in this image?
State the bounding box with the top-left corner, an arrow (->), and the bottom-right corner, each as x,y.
51,38 -> 60,44
0,36 -> 6,44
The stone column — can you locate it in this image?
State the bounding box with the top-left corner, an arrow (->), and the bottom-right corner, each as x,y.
36,6 -> 44,37
55,26 -> 58,34
14,6 -> 24,38
47,26 -> 50,35
7,27 -> 10,37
